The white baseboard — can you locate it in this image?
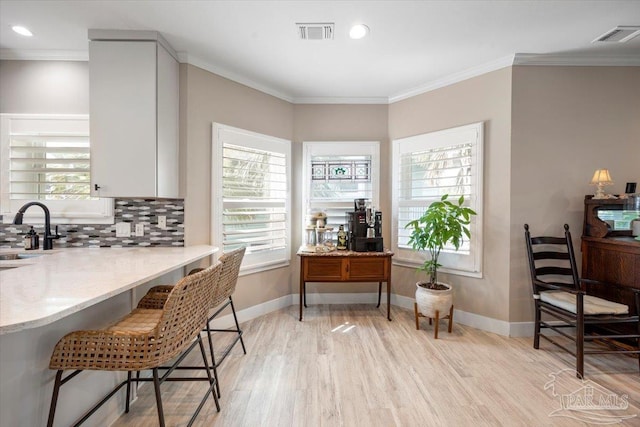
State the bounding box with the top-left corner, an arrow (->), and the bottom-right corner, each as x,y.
509,322 -> 535,337
384,292 -> 535,337
209,294 -> 293,329
211,292 -> 537,338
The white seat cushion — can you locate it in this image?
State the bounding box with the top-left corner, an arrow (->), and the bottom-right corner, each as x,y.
540,290 -> 629,315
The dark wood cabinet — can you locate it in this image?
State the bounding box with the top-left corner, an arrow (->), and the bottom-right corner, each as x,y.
301,255 -> 390,282
304,257 -> 345,281
581,196 -> 640,313
581,236 -> 640,312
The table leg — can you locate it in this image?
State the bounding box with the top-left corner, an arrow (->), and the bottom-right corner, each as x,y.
299,266 -> 304,322
377,282 -> 382,308
387,280 -> 391,321
299,282 -> 303,321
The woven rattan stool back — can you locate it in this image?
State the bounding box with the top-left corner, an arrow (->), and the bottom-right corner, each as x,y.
211,247 -> 245,309
49,263 -> 221,371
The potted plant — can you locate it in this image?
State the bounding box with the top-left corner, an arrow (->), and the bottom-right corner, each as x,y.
405,194 -> 476,318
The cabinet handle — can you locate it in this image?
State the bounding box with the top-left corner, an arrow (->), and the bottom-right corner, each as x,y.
94,184 -> 101,191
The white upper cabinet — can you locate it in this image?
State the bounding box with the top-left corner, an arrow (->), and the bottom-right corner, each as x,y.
89,31 -> 179,198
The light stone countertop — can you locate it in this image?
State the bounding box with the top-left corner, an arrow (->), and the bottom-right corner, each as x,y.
0,245 -> 218,334
297,247 -> 394,257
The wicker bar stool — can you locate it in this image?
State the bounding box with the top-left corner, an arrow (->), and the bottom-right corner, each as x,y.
47,263 -> 222,427
137,246 -> 246,398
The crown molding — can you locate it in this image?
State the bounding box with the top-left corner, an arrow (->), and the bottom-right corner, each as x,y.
88,29 -> 178,62
388,55 -> 516,104
3,49 -> 638,104
177,54 -> 386,105
513,52 -> 640,66
0,49 -> 88,61
292,96 -> 389,105
178,52 -> 295,103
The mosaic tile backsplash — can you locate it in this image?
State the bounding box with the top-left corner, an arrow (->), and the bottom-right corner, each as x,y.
0,198 -> 184,249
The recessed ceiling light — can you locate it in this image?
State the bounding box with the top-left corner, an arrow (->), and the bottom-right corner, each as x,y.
349,24 -> 369,40
12,25 -> 33,37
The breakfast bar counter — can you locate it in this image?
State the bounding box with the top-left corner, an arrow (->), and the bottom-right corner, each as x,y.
0,245 -> 218,334
0,245 -> 217,427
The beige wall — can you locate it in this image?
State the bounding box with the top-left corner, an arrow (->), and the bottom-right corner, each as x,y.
292,104 -> 390,294
180,64 -> 294,310
509,66 -> 640,322
0,60 -> 89,114
388,68 -> 513,322
5,58 -> 638,328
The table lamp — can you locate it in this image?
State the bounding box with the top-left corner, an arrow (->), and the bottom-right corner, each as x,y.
590,169 -> 614,199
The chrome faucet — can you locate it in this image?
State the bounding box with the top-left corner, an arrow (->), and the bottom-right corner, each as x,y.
13,202 -> 60,250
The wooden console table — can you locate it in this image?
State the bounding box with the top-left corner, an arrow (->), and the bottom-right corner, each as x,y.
297,249 -> 393,321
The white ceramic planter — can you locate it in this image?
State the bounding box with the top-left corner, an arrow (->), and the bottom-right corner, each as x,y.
415,282 -> 453,318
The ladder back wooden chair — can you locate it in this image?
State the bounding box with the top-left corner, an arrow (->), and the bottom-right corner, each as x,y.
47,263 -> 222,427
524,224 -> 640,377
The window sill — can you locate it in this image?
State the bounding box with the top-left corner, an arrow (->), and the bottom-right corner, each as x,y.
393,258 -> 483,279
239,259 -> 291,277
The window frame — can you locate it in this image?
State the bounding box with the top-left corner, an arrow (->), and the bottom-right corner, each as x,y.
302,141 -> 380,242
391,122 -> 484,278
212,123 -> 292,275
0,114 -> 113,224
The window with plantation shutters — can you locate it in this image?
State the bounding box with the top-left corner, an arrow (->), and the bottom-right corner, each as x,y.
392,122 -> 483,277
10,130 -> 90,200
302,141 -> 380,239
212,123 -> 291,273
0,115 -> 113,223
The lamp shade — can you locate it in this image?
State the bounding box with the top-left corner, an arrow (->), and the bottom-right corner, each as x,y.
590,169 -> 613,185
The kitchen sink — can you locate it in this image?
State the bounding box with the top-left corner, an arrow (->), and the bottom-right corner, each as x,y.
0,253 -> 46,261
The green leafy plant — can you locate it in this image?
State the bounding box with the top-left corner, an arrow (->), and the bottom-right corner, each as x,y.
405,195 -> 477,287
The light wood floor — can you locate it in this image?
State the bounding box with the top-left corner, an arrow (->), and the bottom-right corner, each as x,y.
111,304 -> 640,426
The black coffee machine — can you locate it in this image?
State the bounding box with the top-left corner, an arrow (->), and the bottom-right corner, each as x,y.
346,198 -> 383,252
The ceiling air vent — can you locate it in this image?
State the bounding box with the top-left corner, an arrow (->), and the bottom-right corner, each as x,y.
297,23 -> 334,40
592,26 -> 640,43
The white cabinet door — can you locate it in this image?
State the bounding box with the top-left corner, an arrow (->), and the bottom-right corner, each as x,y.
90,41 -> 157,197
156,43 -> 179,198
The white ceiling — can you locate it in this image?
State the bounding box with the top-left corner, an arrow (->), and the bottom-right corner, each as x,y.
1,1 -> 639,103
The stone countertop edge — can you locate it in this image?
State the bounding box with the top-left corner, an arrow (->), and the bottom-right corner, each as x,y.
0,245 -> 218,335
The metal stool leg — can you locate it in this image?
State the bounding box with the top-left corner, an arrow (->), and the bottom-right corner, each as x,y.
152,368 -> 165,427
125,371 -> 132,413
229,297 -> 246,354
47,370 -> 63,427
197,335 -> 220,412
205,320 -> 222,398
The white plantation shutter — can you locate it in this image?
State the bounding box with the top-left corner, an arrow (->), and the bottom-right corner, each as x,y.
303,141 -> 380,239
10,135 -> 90,200
392,122 -> 483,276
213,124 -> 291,273
0,115 -> 113,223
